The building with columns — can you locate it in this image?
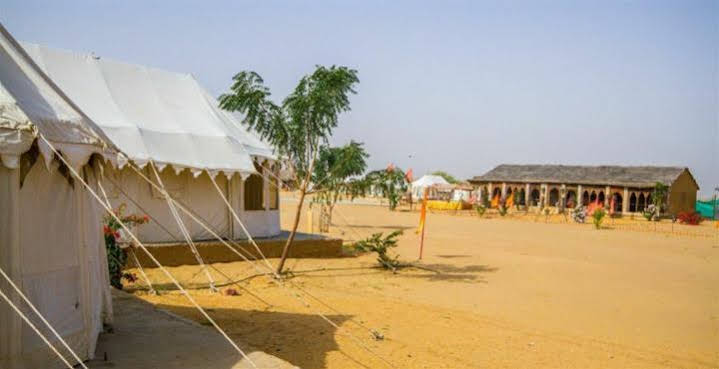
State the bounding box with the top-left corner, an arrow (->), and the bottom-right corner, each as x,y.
469,164 -> 699,215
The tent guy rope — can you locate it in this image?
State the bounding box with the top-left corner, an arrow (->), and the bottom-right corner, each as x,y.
125,161 -> 398,369
101,173 -> 271,306
150,162 -> 219,292
0,266 -> 88,369
0,283 -> 75,369
38,134 -> 259,369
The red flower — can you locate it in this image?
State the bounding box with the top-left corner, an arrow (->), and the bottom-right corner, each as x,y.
103,225 -> 113,236
142,215 -> 149,223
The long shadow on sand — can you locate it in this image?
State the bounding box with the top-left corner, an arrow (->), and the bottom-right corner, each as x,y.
155,303 -> 360,369
403,263 -> 499,283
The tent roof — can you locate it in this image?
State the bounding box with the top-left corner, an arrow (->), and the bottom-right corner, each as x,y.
22,42 -> 275,176
0,24 -> 109,169
412,174 -> 450,187
470,164 -> 694,188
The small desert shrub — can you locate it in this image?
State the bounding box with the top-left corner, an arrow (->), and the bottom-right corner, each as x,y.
643,204 -> 658,221
498,204 -> 508,217
354,230 -> 403,271
677,211 -> 703,225
474,204 -> 486,218
592,208 -> 606,229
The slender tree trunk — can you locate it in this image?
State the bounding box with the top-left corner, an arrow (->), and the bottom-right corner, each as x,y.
276,184 -> 307,274
276,150 -> 317,275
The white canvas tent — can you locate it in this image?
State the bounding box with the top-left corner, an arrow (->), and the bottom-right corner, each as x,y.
0,24 -> 114,369
410,174 -> 449,200
22,43 -> 281,243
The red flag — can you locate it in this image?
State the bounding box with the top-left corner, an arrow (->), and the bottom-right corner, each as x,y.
405,168 -> 414,182
386,162 -> 395,172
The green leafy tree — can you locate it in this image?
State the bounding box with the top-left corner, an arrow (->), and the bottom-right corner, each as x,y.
429,170 -> 459,184
312,141 -> 369,231
219,66 -> 359,274
651,182 -> 669,215
365,167 -> 408,210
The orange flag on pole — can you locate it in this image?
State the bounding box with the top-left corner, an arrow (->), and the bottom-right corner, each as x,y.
417,188 -> 428,234
417,187 -> 429,259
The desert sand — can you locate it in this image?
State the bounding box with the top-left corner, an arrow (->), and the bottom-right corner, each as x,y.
127,199 -> 719,368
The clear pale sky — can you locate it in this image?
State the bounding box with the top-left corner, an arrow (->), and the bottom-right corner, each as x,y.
3,1 -> 717,196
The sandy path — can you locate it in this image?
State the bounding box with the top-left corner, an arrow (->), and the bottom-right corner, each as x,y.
128,200 -> 719,368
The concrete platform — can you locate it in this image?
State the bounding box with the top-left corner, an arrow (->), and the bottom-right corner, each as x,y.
132,231 -> 344,267
89,290 -> 298,369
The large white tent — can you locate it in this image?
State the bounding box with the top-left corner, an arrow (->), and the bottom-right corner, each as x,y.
410,174 -> 449,199
0,24 -> 114,369
22,43 -> 281,243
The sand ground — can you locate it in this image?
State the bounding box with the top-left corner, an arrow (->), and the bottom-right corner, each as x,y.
127,199 -> 719,369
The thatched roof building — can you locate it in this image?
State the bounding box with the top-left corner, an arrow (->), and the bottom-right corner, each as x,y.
469,164 -> 699,215
471,164 -> 697,188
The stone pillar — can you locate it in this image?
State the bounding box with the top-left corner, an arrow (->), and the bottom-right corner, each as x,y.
501,183 -> 507,200
577,184 -> 583,206
605,185 -> 611,207
560,184 -> 566,209
487,182 -> 493,201
622,187 -> 629,214
541,183 -> 548,207
525,183 -> 531,206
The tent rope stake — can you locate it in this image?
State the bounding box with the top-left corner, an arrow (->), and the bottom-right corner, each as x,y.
0,266 -> 88,369
38,135 -> 258,369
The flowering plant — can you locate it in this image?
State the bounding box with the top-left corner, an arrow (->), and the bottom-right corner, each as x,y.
104,204 -> 149,289
677,211 -> 703,225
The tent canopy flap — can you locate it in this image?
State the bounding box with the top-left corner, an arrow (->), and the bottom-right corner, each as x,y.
22,42 -> 276,176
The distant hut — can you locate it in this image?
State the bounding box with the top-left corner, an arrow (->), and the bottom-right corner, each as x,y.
469,164 -> 698,215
